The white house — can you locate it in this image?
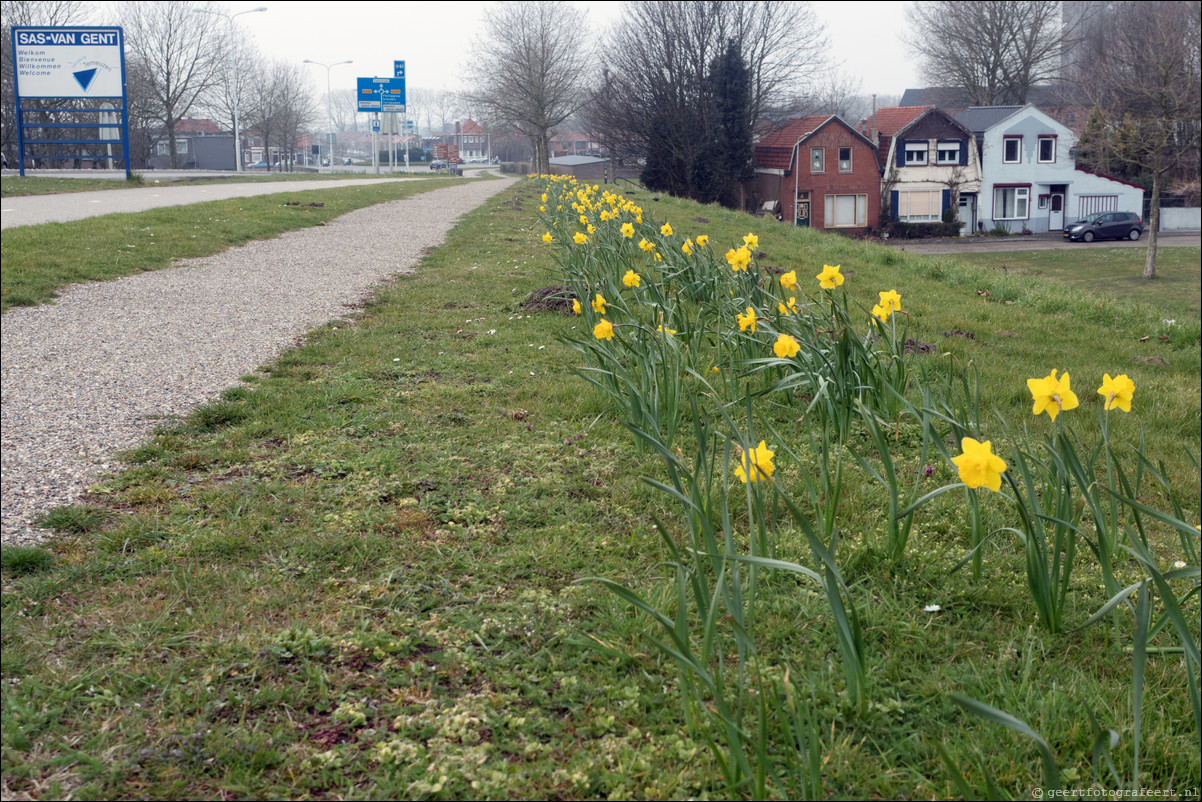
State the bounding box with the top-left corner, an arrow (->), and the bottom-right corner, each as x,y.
955,105 -> 1144,234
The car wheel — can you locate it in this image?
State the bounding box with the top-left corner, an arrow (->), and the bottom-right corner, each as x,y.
1083,231 -> 1095,242
1128,229 -> 1141,241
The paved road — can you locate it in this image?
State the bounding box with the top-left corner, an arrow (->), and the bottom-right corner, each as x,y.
885,230 -> 1200,254
0,175 -> 451,229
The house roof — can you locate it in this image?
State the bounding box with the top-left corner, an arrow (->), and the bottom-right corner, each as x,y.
954,106 -> 1024,133
860,106 -> 930,138
753,116 -> 839,171
461,118 -> 486,135
175,118 -> 224,134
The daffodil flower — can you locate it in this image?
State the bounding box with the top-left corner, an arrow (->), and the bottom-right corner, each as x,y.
726,247 -> 751,272
572,298 -> 582,315
1097,373 -> 1135,412
573,232 -> 589,245
737,306 -> 757,333
736,441 -> 775,483
872,304 -> 891,323
591,293 -> 607,315
878,289 -> 902,312
780,270 -> 797,291
623,270 -> 641,288
743,233 -> 759,250
952,438 -> 1007,491
773,334 -> 800,358
620,222 -> 635,238
594,319 -> 615,340
661,222 -> 673,236
656,325 -> 676,337
696,234 -> 709,247
778,297 -> 798,316
682,239 -> 693,255
1028,369 -> 1079,421
542,232 -> 553,243
816,264 -> 844,289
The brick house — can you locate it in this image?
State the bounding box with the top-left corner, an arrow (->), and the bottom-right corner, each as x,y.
752,115 -> 881,232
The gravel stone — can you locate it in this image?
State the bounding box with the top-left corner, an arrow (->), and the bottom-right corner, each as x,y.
1,176 -> 518,545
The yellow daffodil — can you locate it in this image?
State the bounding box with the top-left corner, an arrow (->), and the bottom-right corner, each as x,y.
780,270 -> 797,291
779,297 -> 798,316
638,238 -> 654,252
773,334 -> 800,358
1097,373 -> 1135,412
654,252 -> 662,262
539,205 -> 546,212
737,306 -> 757,333
952,438 -> 1007,492
816,264 -> 844,289
872,304 -> 891,323
587,224 -> 596,235
726,247 -> 752,272
620,222 -> 635,238
661,222 -> 674,236
541,193 -> 547,203
735,440 -> 775,483
623,270 -> 641,288
743,233 -> 759,250
696,235 -> 709,247
599,210 -> 611,222
542,232 -> 553,243
594,319 -> 615,341
591,293 -> 607,315
682,239 -> 693,255
579,214 -> 589,225
573,232 -> 589,245
657,325 -> 676,337
572,298 -> 582,315
1027,369 -> 1080,421
878,289 -> 902,312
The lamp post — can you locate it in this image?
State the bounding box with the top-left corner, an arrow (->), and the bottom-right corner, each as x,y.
194,6 -> 266,172
304,59 -> 352,170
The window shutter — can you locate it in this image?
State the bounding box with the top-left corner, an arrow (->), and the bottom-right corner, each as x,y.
942,190 -> 951,214
960,140 -> 968,166
896,142 -> 905,168
891,190 -> 899,221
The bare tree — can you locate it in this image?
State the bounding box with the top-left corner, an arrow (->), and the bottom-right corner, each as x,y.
588,1 -> 827,198
462,1 -> 592,174
907,1 -> 1082,106
328,89 -> 359,133
1079,0 -> 1201,279
120,0 -> 227,168
271,61 -> 319,171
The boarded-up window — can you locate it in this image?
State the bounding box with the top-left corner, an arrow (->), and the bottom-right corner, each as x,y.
1078,195 -> 1119,217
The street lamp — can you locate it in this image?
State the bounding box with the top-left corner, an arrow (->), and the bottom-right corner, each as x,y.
194,5 -> 266,172
304,59 -> 353,170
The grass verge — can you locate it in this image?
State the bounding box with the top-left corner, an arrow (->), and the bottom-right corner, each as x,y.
0,177 -> 468,313
1,180 -> 1198,799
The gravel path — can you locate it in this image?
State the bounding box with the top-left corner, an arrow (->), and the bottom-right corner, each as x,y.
1,175 -> 518,545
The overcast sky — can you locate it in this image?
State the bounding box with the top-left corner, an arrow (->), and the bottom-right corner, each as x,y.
214,1 -> 919,100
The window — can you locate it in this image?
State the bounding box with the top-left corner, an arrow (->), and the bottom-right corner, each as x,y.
896,190 -> 941,222
904,142 -> 928,165
1003,137 -> 1022,163
1038,194 -> 1049,210
156,141 -> 170,156
824,194 -> 868,228
838,147 -> 852,172
936,141 -> 961,165
994,186 -> 1030,219
811,147 -> 824,173
1038,136 -> 1056,163
176,139 -> 188,154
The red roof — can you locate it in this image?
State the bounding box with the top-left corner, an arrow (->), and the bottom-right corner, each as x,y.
461,118 -> 486,134
754,116 -> 834,170
175,118 -> 223,134
860,106 -> 930,138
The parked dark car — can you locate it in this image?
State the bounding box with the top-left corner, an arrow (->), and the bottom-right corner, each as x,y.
1063,211 -> 1144,242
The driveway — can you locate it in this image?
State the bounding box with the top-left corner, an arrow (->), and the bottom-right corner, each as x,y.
886,230 -> 1200,254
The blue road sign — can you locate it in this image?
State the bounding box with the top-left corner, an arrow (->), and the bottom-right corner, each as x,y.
394,60 -> 405,79
356,76 -> 405,112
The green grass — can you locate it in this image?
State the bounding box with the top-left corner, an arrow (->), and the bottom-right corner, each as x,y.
0,177 -> 468,313
1,181 -> 1197,800
0,172 -> 439,197
949,246 -> 1202,321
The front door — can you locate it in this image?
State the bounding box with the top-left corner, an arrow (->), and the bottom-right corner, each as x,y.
958,193 -> 977,236
1049,194 -> 1064,231
795,190 -> 811,227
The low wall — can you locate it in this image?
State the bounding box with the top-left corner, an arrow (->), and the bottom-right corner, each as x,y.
1159,207 -> 1201,231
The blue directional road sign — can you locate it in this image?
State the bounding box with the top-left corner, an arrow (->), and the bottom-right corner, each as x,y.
394,60 -> 405,79
356,76 -> 405,113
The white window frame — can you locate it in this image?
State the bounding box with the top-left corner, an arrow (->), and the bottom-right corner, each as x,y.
810,147 -> 825,173
156,141 -> 170,156
904,142 -> 928,166
896,190 -> 942,223
1037,136 -> 1056,163
936,142 -> 961,165
838,146 -> 852,172
1003,136 -> 1022,164
176,139 -> 188,154
994,186 -> 1030,220
824,194 -> 868,228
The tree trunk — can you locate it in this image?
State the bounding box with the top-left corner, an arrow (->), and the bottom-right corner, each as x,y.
1143,166 -> 1160,279
167,120 -> 179,169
